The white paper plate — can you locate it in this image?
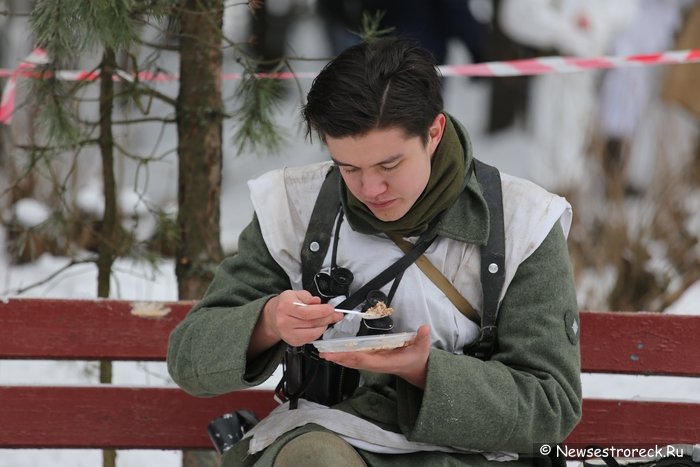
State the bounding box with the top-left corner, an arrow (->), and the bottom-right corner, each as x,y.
312,332 -> 417,353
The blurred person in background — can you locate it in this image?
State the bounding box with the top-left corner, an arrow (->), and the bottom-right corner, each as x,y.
661,0 -> 700,187
316,0 -> 490,64
596,0 -> 693,198
499,0 -> 636,194
485,0 -> 538,134
663,0 -> 700,121
248,0 -> 306,72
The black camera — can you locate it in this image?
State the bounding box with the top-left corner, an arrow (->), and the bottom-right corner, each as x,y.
207,409 -> 259,454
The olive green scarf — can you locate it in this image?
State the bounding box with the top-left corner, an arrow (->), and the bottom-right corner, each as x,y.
341,115 -> 468,237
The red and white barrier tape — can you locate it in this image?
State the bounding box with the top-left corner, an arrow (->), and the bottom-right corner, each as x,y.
440,49 -> 700,77
3,48 -> 700,125
0,49 -> 50,124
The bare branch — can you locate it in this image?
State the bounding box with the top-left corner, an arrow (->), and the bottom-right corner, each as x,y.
112,117 -> 177,125
2,258 -> 96,296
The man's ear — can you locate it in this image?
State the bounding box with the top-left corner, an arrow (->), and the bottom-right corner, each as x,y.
427,113 -> 446,155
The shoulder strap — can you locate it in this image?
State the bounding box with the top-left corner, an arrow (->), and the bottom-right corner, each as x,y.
464,159 -> 506,360
387,233 -> 481,326
335,235 -> 435,310
301,167 -> 341,292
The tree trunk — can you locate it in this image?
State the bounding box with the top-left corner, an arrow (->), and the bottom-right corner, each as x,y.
176,0 -> 225,300
97,46 -> 118,467
176,2 -> 225,466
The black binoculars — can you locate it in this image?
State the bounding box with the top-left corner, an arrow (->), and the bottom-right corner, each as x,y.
311,267 -> 354,302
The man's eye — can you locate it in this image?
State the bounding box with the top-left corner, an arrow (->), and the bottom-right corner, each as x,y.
381,164 -> 399,172
341,166 -> 359,174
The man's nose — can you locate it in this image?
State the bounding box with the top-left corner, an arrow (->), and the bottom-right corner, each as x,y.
360,171 -> 387,199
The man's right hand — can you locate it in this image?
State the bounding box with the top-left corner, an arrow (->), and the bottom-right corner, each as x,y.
247,290 -> 344,358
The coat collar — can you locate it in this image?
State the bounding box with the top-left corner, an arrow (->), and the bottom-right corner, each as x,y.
432,117 -> 489,246
435,169 -> 489,246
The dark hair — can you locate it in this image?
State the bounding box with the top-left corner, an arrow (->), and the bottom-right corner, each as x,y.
303,37 -> 443,145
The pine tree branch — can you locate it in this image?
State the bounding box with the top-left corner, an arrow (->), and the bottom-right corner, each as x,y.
132,86 -> 178,108
15,140 -> 100,152
135,37 -> 180,52
112,117 -> 177,125
2,258 -> 97,296
74,84 -> 178,113
0,10 -> 31,16
112,140 -> 175,164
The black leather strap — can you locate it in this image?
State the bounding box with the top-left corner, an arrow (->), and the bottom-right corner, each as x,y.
464,159 -> 506,360
301,167 -> 341,292
336,235 -> 436,311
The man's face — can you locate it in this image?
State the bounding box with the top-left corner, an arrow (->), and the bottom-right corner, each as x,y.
326,114 -> 445,222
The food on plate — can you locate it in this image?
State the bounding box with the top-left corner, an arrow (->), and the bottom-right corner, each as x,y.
365,301 -> 393,318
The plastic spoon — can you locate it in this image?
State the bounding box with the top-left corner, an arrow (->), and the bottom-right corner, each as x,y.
292,301 -> 386,320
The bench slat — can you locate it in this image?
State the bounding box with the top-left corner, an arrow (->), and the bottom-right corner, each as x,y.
0,298 -> 192,360
0,386 -> 277,449
580,312 -> 700,377
566,398 -> 700,447
3,299 -> 700,376
2,385 -> 698,450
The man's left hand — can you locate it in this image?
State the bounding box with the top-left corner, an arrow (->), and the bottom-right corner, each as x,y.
319,324 -> 431,389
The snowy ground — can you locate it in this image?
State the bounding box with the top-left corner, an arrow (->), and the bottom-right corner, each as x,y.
2,7 -> 700,467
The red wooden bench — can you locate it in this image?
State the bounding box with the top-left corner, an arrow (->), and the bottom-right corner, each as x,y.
1,298 -> 699,454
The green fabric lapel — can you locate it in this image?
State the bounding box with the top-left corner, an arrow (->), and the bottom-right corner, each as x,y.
434,120 -> 489,247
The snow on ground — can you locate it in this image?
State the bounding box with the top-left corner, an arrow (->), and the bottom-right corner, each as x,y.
2,9 -> 700,467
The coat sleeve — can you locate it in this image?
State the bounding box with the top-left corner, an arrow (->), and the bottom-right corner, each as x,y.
396,222 -> 582,453
167,215 -> 291,397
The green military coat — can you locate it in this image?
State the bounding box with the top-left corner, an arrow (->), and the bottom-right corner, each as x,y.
167,166 -> 581,467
